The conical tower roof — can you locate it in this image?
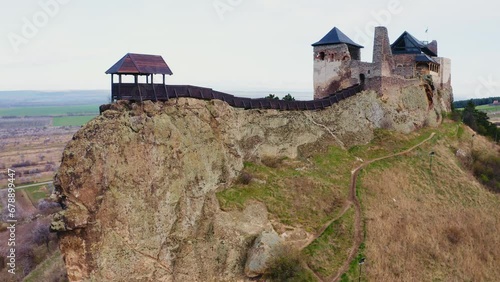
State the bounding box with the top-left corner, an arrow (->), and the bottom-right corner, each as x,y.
312,27 -> 363,48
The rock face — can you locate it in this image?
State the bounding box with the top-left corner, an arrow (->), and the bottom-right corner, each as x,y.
53,86 -> 452,281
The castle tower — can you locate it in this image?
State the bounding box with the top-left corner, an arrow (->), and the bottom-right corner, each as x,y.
312,27 -> 364,99
372,26 -> 394,77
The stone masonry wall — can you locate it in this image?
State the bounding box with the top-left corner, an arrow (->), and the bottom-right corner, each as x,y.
313,44 -> 353,99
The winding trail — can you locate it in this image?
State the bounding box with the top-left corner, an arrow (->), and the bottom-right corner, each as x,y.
303,132 -> 436,282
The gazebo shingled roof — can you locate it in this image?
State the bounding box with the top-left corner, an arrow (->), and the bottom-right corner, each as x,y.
105,53 -> 173,75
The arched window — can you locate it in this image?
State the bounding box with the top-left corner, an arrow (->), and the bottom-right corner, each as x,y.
319,52 -> 325,61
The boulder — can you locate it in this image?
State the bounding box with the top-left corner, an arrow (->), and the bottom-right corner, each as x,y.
244,230 -> 283,278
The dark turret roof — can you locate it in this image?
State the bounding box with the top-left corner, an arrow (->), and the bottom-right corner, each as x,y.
312,27 -> 364,48
391,31 -> 437,57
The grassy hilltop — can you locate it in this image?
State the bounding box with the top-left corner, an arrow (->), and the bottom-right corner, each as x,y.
218,120 -> 500,281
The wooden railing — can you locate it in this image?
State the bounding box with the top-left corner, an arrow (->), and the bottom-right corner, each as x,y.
111,83 -> 364,111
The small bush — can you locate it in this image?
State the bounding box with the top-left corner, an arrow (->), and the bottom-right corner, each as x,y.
379,118 -> 393,129
38,200 -> 61,211
265,248 -> 314,282
266,94 -> 280,100
236,172 -> 253,185
12,160 -> 36,168
448,110 -> 462,122
445,226 -> 462,245
18,246 -> 36,276
261,156 -> 284,168
471,151 -> 500,193
282,94 -> 296,101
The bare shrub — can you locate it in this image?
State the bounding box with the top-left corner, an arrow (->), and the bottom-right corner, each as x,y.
236,172 -> 253,185
38,199 -> 61,215
18,245 -> 36,276
379,117 -> 393,129
261,156 -> 284,168
44,164 -> 55,172
422,118 -> 430,127
38,199 -> 60,211
445,226 -> 462,245
11,160 -> 36,168
32,222 -> 51,250
265,246 -> 311,281
470,150 -> 500,193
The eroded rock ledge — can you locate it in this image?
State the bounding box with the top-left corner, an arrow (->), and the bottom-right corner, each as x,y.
53,87 -> 451,281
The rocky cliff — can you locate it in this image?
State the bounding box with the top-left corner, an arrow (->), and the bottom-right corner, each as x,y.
52,86 -> 452,281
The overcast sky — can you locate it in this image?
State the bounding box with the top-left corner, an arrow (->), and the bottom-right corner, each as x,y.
1,0 -> 499,101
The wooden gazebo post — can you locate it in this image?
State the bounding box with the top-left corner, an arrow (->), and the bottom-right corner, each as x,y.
118,75 -> 122,100
163,74 -> 168,100
134,74 -> 143,102
151,74 -> 158,101
110,74 -> 114,102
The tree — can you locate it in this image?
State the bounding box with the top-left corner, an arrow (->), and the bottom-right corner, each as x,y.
462,101 -> 478,131
461,100 -> 499,143
265,94 -> 280,100
282,94 -> 295,101
18,245 -> 35,276
32,222 -> 51,251
38,199 -> 61,215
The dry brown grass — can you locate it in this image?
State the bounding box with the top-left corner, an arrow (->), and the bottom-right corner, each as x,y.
361,130 -> 500,281
261,156 -> 285,168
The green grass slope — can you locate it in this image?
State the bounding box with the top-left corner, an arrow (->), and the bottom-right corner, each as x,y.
217,120 -> 500,281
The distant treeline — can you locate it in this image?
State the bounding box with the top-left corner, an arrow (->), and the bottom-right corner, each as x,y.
453,97 -> 500,109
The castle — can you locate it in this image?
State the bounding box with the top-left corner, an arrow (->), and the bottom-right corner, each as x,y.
312,26 -> 452,100
104,26 -> 451,111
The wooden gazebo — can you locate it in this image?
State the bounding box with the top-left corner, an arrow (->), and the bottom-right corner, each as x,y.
105,53 -> 173,102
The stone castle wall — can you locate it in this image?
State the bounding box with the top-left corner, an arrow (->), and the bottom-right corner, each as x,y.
313,44 -> 353,99
313,26 -> 452,99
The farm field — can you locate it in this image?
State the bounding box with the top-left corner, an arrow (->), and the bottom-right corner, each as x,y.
0,105 -> 100,187
476,104 -> 500,113
0,126 -> 79,187
0,104 -> 100,117
53,115 -> 96,126
0,103 -> 78,280
0,104 -> 101,186
481,105 -> 500,127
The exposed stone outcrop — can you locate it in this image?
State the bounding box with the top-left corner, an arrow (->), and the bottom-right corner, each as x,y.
244,230 -> 283,278
53,86 -> 452,281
